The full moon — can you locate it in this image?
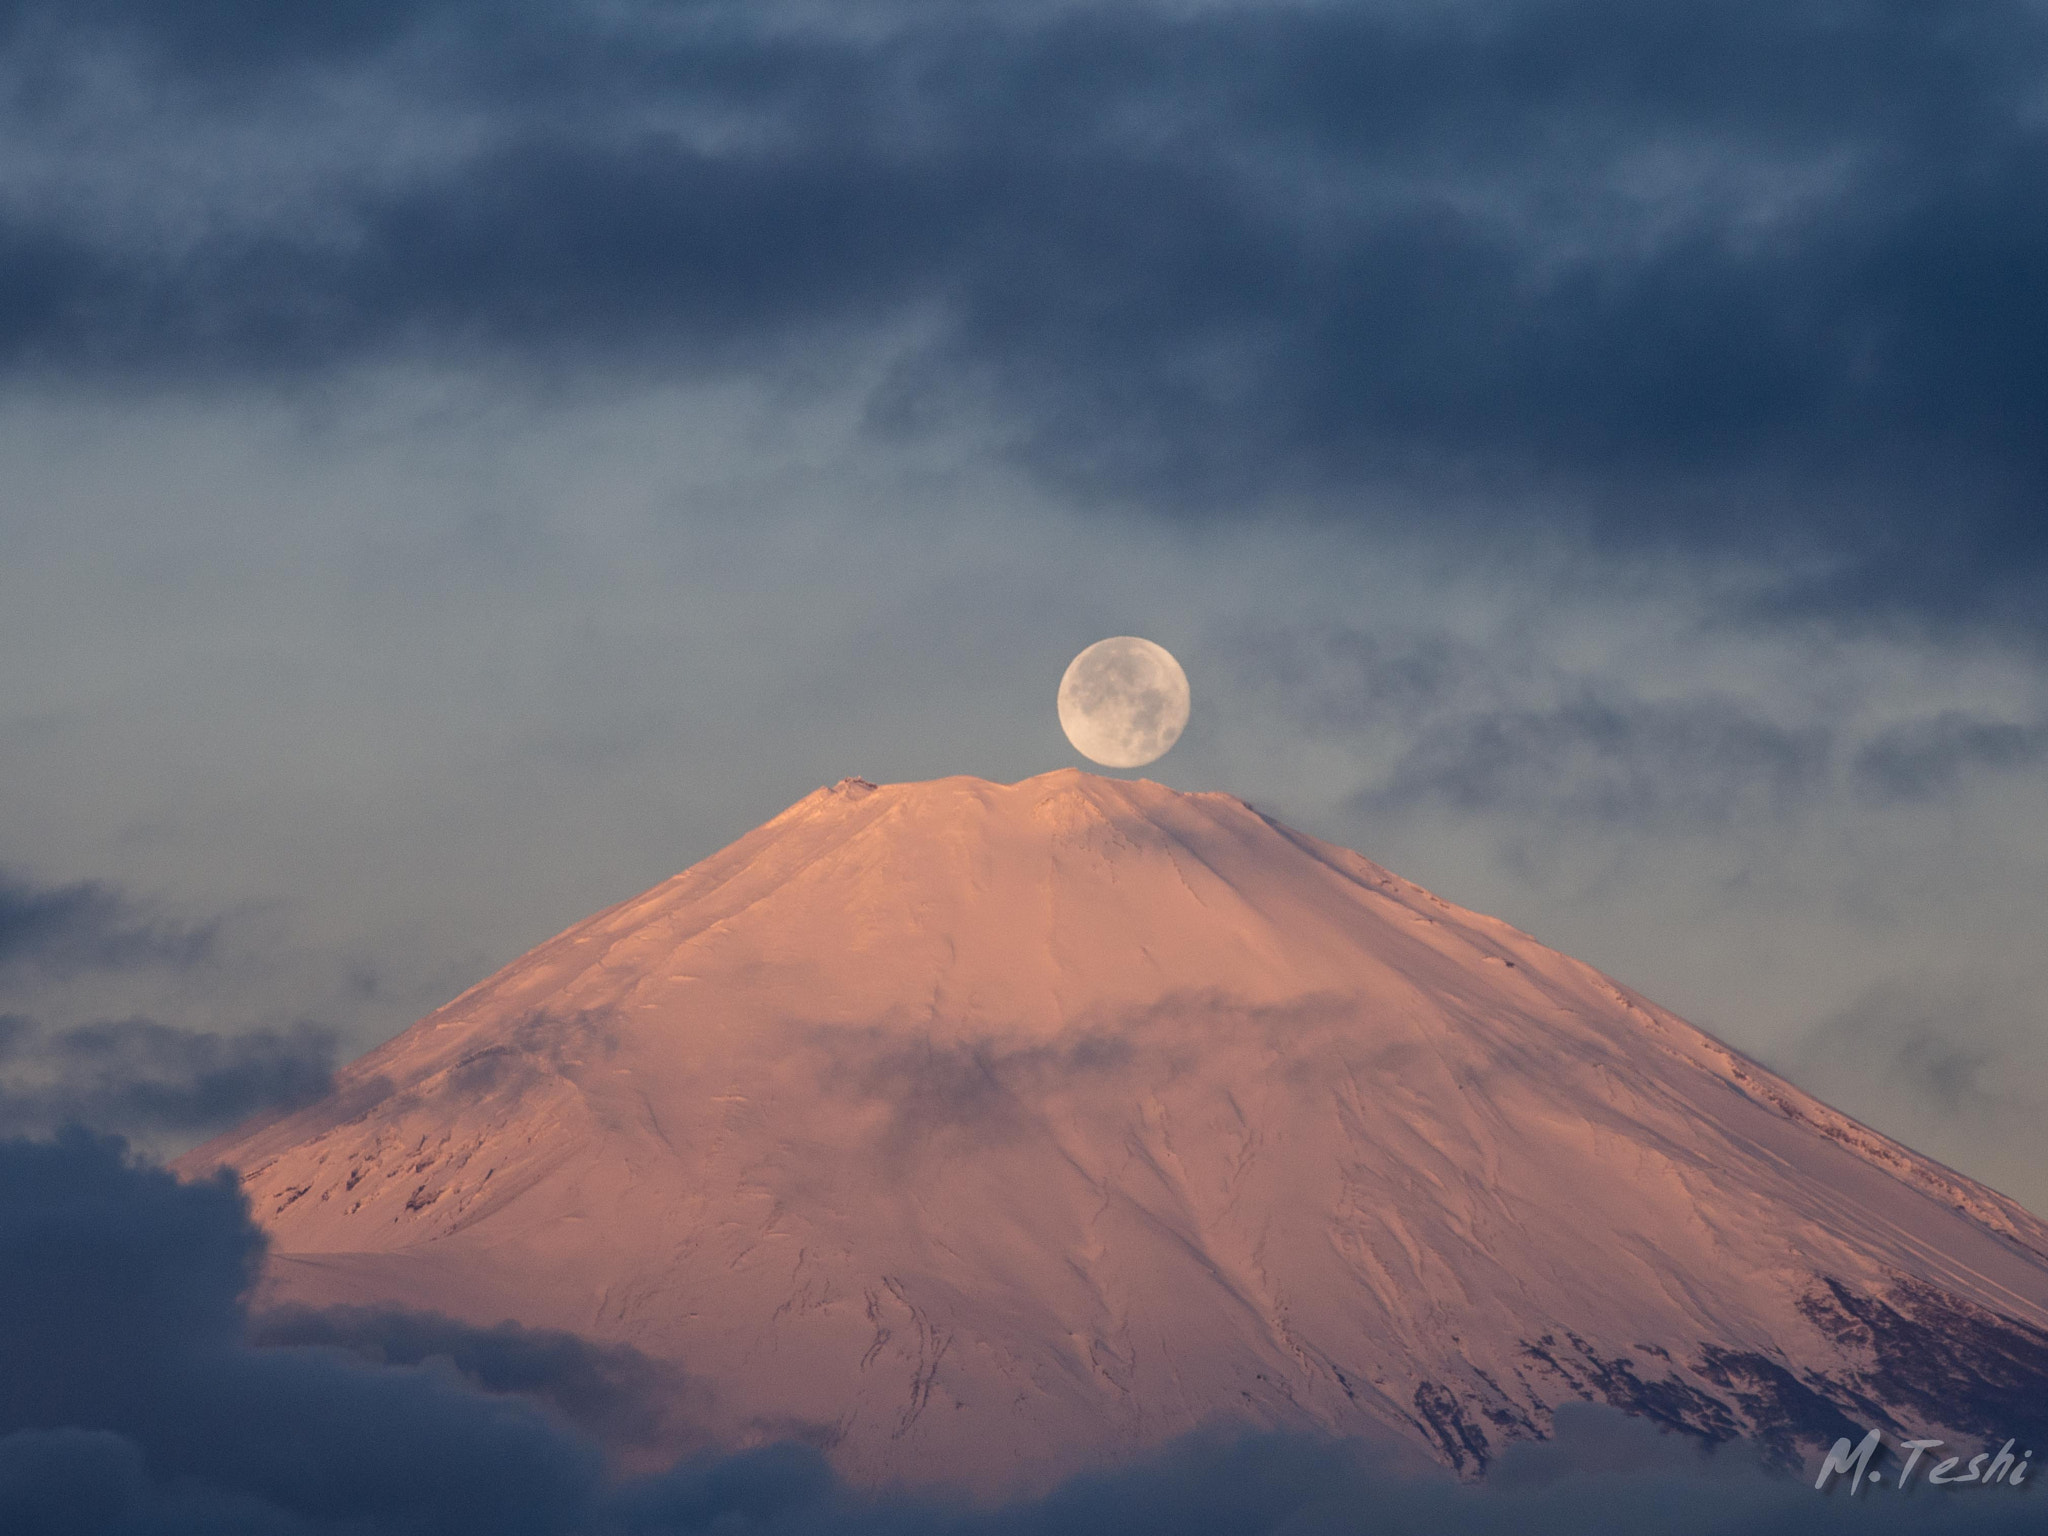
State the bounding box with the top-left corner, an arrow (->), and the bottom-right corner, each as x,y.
1057,636 -> 1191,768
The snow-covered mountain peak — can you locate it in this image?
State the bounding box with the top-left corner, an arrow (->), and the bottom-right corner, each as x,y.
179,772 -> 2048,1491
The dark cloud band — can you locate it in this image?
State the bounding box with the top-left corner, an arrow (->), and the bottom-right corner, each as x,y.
2,1131 -> 2042,1533
0,1015 -> 335,1140
0,870 -> 213,974
1,0 -> 2044,629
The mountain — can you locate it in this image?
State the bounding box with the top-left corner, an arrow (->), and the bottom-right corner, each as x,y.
178,770 -> 2048,1490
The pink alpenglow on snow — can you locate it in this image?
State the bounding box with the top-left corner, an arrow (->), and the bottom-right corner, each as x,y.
178,771 -> 2048,1492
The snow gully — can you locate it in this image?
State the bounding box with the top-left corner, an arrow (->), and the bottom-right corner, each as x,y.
1815,1429 -> 2032,1492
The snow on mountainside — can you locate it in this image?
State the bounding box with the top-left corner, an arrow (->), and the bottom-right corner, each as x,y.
179,770 -> 2048,1491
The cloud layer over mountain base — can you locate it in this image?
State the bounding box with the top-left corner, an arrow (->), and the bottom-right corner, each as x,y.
0,1131 -> 2040,1535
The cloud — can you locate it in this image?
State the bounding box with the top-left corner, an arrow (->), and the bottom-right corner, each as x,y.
5,1129 -> 2048,1534
1853,712 -> 2048,802
4,0 -> 425,74
1221,624 -> 1494,736
1357,693 -> 1831,832
0,1129 -> 604,1535
804,997 -> 1359,1163
1790,977 -> 2041,1123
0,869 -> 213,974
1,0 -> 2045,629
1768,969 -> 2048,1221
1224,619 -> 2048,848
0,1014 -> 335,1140
1218,621 -> 1843,835
248,1305 -> 702,1453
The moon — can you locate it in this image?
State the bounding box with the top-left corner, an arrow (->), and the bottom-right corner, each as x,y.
1057,637 -> 1191,768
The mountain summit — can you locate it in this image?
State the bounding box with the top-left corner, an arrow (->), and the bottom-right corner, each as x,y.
181,771 -> 2048,1488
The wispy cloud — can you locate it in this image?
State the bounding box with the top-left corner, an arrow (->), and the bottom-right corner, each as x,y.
1853,713 -> 2048,803
0,1014 -> 334,1139
1360,693 -> 1832,831
1796,984 -> 2017,1120
1772,971 -> 2048,1214
0,868 -> 213,974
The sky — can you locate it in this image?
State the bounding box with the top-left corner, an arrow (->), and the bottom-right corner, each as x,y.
1,0 -> 2046,1275
5,1 -> 2048,1526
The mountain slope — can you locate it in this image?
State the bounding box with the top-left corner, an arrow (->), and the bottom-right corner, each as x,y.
179,771 -> 2048,1489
